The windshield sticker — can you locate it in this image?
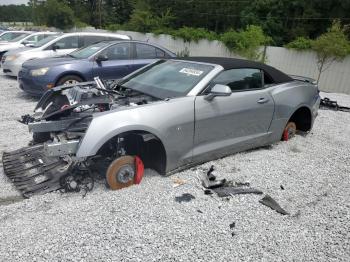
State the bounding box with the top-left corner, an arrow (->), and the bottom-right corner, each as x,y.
179,68 -> 204,76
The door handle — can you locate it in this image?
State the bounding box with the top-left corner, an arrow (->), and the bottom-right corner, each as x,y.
257,98 -> 269,104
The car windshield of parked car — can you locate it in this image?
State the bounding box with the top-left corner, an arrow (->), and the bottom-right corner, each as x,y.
122,60 -> 214,99
8,34 -> 29,42
32,34 -> 60,48
69,42 -> 110,59
0,32 -> 11,41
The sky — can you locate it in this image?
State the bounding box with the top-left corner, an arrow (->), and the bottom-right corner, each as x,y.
0,0 -> 28,5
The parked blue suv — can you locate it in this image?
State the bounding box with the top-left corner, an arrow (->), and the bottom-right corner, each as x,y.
18,40 -> 176,96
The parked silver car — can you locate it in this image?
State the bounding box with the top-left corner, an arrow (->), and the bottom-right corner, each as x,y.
2,57 -> 320,197
0,30 -> 32,43
2,32 -> 131,77
0,32 -> 57,62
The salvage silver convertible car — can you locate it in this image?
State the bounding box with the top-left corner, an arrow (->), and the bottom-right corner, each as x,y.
2,57 -> 320,197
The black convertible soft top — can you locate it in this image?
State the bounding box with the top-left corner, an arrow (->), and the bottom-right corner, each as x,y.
181,57 -> 293,84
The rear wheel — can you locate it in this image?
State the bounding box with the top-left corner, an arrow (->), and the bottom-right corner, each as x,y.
56,75 -> 83,86
282,121 -> 297,141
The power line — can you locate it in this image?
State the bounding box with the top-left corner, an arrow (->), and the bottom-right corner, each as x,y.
170,10 -> 350,21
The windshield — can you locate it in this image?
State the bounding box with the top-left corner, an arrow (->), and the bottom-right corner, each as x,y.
32,34 -> 60,48
121,60 -> 214,99
8,33 -> 29,42
0,32 -> 13,41
69,42 -> 110,59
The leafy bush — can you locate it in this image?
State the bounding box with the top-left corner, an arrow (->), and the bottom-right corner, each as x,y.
221,25 -> 271,61
170,27 -> 217,42
75,20 -> 89,29
105,23 -> 125,32
285,37 -> 313,50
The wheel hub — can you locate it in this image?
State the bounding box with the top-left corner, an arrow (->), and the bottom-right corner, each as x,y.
116,164 -> 135,184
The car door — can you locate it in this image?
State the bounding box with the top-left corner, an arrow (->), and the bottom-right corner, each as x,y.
43,35 -> 79,57
193,68 -> 275,162
92,42 -> 133,79
132,43 -> 166,71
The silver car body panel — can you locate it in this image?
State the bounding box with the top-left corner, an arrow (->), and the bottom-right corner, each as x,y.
74,62 -> 319,173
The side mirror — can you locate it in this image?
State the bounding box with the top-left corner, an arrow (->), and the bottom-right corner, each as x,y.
205,84 -> 232,101
96,53 -> 108,62
52,44 -> 59,51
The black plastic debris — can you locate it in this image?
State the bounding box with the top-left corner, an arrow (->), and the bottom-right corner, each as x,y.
175,193 -> 195,203
207,165 -> 216,181
320,97 -> 350,112
259,194 -> 289,215
202,177 -> 227,189
235,182 -> 250,187
213,187 -> 263,197
204,189 -> 213,195
280,185 -> 285,190
197,209 -> 203,214
229,222 -> 236,237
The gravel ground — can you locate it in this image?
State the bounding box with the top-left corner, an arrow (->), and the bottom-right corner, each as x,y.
0,73 -> 349,262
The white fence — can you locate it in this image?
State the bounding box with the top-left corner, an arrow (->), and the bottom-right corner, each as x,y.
116,30 -> 350,95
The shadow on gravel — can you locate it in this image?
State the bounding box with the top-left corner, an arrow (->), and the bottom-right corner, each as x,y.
0,75 -> 17,80
14,91 -> 38,102
0,196 -> 24,206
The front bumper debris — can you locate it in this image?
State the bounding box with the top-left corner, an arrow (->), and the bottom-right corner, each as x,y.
2,145 -> 71,198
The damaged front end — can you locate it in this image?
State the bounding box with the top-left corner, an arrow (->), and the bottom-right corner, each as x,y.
2,77 -> 157,197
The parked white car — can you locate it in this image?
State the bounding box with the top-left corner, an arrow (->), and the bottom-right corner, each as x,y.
0,31 -> 32,43
2,32 -> 131,77
0,32 -> 57,61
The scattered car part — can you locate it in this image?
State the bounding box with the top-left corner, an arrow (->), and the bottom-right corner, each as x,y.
320,97 -> 350,112
235,182 -> 250,187
202,177 -> 227,189
213,187 -> 263,197
204,189 -> 213,195
175,193 -> 195,203
2,145 -> 71,198
259,194 -> 289,215
207,165 -> 216,181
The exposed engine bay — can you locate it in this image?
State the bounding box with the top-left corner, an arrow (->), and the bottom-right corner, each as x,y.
3,78 -> 159,197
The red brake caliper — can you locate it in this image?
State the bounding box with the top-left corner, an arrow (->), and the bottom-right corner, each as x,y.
283,129 -> 289,141
134,156 -> 144,184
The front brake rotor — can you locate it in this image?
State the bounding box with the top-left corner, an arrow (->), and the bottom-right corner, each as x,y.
106,155 -> 136,190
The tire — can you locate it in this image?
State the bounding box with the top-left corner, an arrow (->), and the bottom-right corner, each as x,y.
56,75 -> 83,86
282,121 -> 297,141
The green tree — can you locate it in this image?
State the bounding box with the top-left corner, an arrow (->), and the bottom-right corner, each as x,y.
126,1 -> 174,33
312,20 -> 350,83
221,25 -> 271,61
43,0 -> 75,30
